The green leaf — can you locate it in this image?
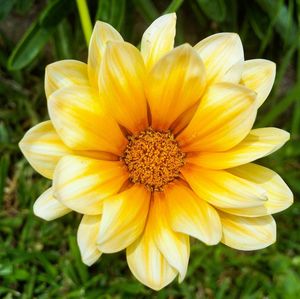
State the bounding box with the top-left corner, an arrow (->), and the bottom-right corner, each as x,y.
256,0 -> 298,47
132,0 -> 159,22
96,0 -> 126,31
0,155 -> 9,208
7,0 -> 74,70
0,0 -> 15,20
164,0 -> 185,13
196,0 -> 226,22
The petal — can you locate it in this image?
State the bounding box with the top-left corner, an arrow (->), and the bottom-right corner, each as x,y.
146,44 -> 206,130
33,187 -> 71,221
48,86 -> 127,155
164,182 -> 222,245
151,192 -> 190,281
220,212 -> 276,250
19,121 -> 72,179
141,13 -> 176,71
194,33 -> 244,84
99,41 -> 148,133
181,164 -> 267,209
53,155 -> 128,214
241,59 -> 276,107
187,128 -> 290,169
126,206 -> 177,291
88,21 -> 123,88
177,82 -> 257,152
77,215 -> 102,266
97,185 -> 150,253
222,61 -> 243,84
222,163 -> 293,217
45,60 -> 89,99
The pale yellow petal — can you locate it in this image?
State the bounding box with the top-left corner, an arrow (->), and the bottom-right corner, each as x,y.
194,33 -> 244,84
241,59 -> 276,107
48,86 -> 127,155
164,182 -> 222,245
222,61 -> 243,83
187,128 -> 290,169
146,44 -> 206,130
45,60 -> 89,99
222,163 -> 293,217
53,155 -> 128,214
151,193 -> 190,282
177,82 -> 257,152
33,187 -> 71,221
77,215 -> 102,266
127,205 -> 177,291
99,41 -> 148,133
181,164 -> 267,209
141,13 -> 176,71
97,185 -> 150,253
88,21 -> 123,88
220,212 -> 276,250
19,121 -> 72,179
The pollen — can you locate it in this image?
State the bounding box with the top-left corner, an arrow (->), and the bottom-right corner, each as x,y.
121,128 -> 185,192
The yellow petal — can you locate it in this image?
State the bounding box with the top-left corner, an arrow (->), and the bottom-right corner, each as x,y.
222,61 -> 243,84
141,13 -> 176,71
178,82 -> 257,152
97,185 -> 150,253
48,86 -> 127,155
99,41 -> 148,133
146,44 -> 206,130
19,121 -> 72,179
181,164 -> 267,209
220,212 -> 276,250
222,163 -> 293,217
151,192 -> 190,282
187,128 -> 290,169
33,187 -> 71,221
194,33 -> 244,84
88,21 -> 123,88
45,60 -> 89,99
126,206 -> 177,291
53,155 -> 128,214
241,59 -> 276,107
164,182 -> 222,245
77,215 -> 102,266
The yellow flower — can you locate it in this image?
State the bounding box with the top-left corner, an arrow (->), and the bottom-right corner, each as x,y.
19,13 -> 293,290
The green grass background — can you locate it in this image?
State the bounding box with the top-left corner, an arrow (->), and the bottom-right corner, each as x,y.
1,0 -> 300,298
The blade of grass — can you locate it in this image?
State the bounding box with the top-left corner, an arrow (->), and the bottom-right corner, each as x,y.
258,84 -> 300,127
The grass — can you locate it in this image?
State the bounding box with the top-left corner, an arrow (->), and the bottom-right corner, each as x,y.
1,0 -> 300,298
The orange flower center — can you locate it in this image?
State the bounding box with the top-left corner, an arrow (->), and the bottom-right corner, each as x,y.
122,128 -> 186,192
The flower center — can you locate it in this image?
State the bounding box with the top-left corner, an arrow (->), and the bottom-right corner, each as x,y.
121,128 -> 185,192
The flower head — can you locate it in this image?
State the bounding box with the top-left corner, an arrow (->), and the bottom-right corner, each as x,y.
19,13 -> 293,290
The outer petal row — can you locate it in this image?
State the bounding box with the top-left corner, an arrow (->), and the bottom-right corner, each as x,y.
19,121 -> 72,179
141,13 -> 176,71
194,33 -> 244,84
78,215 -> 102,266
187,128 -> 290,169
220,212 -> 276,250
33,187 -> 71,220
181,164 -> 267,209
45,60 -> 89,99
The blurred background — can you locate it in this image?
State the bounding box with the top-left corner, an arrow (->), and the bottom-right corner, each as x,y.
1,0 -> 300,298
